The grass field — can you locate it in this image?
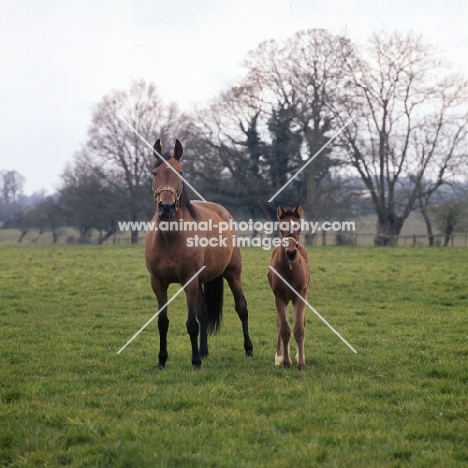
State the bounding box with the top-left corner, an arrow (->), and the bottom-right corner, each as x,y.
1,244 -> 467,467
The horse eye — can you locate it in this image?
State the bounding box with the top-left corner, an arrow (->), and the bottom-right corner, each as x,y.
179,171 -> 184,175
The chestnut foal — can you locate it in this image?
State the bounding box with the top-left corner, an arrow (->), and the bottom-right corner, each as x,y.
267,205 -> 310,372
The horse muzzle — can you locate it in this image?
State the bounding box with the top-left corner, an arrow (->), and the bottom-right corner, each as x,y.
286,249 -> 297,262
158,201 -> 177,220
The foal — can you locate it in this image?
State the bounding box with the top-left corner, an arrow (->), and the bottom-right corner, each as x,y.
267,205 -> 310,372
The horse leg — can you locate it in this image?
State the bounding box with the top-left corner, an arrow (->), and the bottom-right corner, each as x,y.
224,271 -> 253,357
275,296 -> 291,370
150,275 -> 169,370
198,283 -> 209,359
185,280 -> 202,370
223,248 -> 253,356
293,295 -> 307,372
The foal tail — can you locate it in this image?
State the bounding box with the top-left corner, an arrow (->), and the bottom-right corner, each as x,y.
203,275 -> 224,335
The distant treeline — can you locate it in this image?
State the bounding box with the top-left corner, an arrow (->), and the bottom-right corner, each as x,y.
2,29 -> 468,245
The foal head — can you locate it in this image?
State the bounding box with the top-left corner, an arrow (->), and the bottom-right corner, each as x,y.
277,204 -> 303,263
151,139 -> 184,220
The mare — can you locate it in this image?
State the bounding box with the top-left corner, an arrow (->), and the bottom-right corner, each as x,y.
145,139 -> 253,369
267,205 -> 310,372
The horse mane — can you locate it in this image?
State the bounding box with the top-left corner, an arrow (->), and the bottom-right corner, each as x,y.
179,184 -> 199,220
152,154 -> 199,220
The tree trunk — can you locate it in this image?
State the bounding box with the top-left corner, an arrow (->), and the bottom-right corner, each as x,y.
98,230 -> 115,245
374,216 -> 404,246
130,208 -> 139,244
420,206 -> 435,247
304,162 -> 319,245
418,193 -> 435,247
17,230 -> 27,243
95,229 -> 102,245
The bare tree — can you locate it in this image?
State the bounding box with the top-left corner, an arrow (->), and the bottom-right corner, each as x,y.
19,196 -> 64,243
430,200 -> 468,246
194,87 -> 277,220
1,170 -> 25,203
61,153 -> 129,243
80,80 -> 190,243
194,30 -> 352,226
242,30 -> 351,220
1,170 -> 26,219
334,31 -> 468,245
415,75 -> 468,245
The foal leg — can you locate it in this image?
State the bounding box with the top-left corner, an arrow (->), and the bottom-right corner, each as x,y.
275,297 -> 291,370
275,314 -> 283,365
185,280 -> 202,370
293,295 -> 307,372
150,276 -> 169,370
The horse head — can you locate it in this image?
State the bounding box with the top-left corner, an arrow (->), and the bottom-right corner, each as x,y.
151,139 -> 184,220
277,204 -> 303,263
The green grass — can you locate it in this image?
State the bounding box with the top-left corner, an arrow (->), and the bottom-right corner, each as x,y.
1,245 -> 467,467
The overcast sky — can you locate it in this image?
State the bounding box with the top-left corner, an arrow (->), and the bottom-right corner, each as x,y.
1,0 -> 467,195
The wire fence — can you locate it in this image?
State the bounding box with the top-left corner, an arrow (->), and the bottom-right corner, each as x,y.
308,232 -> 468,247
1,228 -> 467,247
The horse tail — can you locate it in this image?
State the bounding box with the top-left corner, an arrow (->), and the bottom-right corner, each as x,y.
204,275 -> 224,335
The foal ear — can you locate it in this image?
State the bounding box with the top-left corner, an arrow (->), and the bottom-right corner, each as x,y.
153,139 -> 162,158
293,204 -> 303,218
277,205 -> 286,220
174,139 -> 183,160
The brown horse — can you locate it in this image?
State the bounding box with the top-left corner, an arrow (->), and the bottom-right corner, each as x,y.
267,205 -> 310,372
145,139 -> 253,370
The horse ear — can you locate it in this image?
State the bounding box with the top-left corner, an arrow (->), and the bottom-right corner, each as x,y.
293,204 -> 303,218
153,139 -> 162,158
277,205 -> 286,220
174,139 -> 183,160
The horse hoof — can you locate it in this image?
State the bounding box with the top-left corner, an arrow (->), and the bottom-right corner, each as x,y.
246,350 -> 253,357
156,363 -> 165,371
193,365 -> 201,371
